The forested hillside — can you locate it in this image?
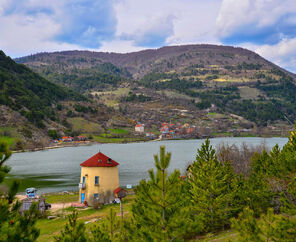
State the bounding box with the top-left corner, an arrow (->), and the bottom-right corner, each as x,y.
0,51 -> 85,127
16,45 -> 296,129
0,50 -> 114,149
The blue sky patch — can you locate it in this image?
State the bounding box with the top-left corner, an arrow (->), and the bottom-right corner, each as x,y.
55,0 -> 117,48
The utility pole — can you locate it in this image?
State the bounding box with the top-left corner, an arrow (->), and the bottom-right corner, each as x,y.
119,198 -> 123,220
115,188 -> 127,221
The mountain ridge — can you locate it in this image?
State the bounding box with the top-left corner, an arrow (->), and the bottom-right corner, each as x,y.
16,44 -> 296,79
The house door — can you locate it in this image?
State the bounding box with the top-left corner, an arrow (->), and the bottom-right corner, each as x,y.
81,193 -> 85,203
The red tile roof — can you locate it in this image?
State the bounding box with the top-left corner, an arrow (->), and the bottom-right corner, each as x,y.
113,187 -> 126,194
80,152 -> 119,167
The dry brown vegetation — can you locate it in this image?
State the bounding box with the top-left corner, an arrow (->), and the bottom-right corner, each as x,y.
216,142 -> 269,176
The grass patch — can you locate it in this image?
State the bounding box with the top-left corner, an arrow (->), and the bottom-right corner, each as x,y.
43,192 -> 79,204
92,88 -> 130,97
67,117 -> 103,134
234,133 -> 258,137
93,136 -> 145,143
0,136 -> 15,147
92,88 -> 130,107
36,194 -> 136,242
93,136 -> 125,143
201,75 -> 250,83
156,90 -> 200,101
212,132 -> 232,137
207,112 -> 227,119
108,128 -> 130,135
238,86 -> 261,100
37,217 -> 68,242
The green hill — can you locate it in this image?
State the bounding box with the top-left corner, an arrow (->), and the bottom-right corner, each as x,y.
0,50 -> 85,127
0,50 -> 116,150
14,44 -> 296,139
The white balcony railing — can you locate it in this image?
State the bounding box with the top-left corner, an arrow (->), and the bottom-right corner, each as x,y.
78,183 -> 86,189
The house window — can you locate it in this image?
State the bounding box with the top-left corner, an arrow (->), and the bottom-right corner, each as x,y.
82,176 -> 85,184
94,193 -> 99,199
95,176 -> 99,185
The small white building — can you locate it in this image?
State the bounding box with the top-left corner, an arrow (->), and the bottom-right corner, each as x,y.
135,124 -> 144,132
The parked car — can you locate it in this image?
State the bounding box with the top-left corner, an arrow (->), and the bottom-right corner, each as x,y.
26,187 -> 37,198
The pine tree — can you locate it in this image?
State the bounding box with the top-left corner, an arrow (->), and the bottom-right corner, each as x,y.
106,208 -> 120,240
281,177 -> 296,215
231,207 -> 263,242
128,146 -> 202,241
233,207 -> 296,241
0,141 -> 40,242
89,208 -> 121,242
242,172 -> 273,217
188,139 -> 238,232
0,140 -> 12,185
262,212 -> 296,240
5,203 -> 40,242
89,225 -> 110,242
54,211 -> 88,242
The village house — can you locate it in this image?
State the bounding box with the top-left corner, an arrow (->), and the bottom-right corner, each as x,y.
146,132 -> 155,139
158,122 -> 198,139
135,124 -> 144,132
74,135 -> 87,142
62,136 -> 73,142
79,152 -> 120,206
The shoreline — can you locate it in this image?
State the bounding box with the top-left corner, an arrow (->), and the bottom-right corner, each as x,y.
12,133 -> 289,154
12,138 -> 149,153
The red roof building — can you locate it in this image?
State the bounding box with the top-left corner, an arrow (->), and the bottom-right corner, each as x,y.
80,152 -> 119,167
113,187 -> 127,199
62,136 -> 73,142
135,123 -> 144,132
113,187 -> 124,194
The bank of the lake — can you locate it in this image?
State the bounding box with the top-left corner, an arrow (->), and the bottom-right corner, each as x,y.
5,137 -> 288,194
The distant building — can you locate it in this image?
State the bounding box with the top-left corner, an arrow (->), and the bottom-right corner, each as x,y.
79,152 -> 120,206
146,132 -> 155,139
74,136 -> 87,141
62,136 -> 73,142
135,124 -> 144,132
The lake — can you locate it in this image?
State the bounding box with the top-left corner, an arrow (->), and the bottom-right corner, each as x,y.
6,137 -> 288,194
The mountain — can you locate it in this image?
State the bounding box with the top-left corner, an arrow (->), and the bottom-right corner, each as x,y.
15,44 -> 296,134
16,44 -> 295,80
0,50 -> 113,149
0,50 -> 86,126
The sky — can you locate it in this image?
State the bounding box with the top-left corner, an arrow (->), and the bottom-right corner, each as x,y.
0,0 -> 296,73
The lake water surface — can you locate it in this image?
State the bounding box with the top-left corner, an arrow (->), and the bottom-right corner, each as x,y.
6,137 -> 288,194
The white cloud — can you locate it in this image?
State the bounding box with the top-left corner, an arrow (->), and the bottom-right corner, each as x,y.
0,0 -> 116,57
98,40 -> 145,53
0,0 -> 295,74
255,38 -> 296,72
0,17 -> 82,58
238,38 -> 296,72
216,0 -> 296,37
0,0 -> 11,15
215,0 -> 296,72
114,0 -> 222,46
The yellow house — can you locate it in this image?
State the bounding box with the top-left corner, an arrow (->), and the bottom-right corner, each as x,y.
79,152 -> 120,206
